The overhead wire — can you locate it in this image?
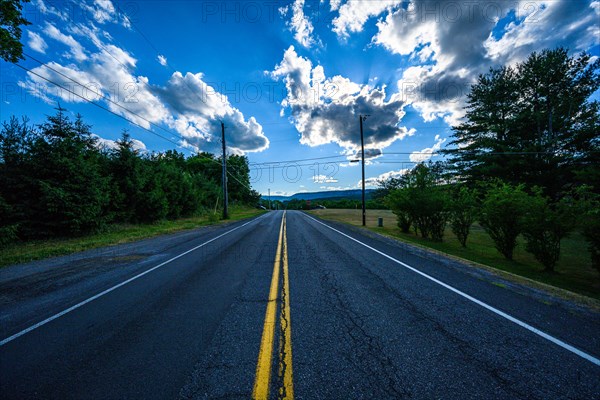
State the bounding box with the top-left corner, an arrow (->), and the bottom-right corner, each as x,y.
24,1 -> 255,191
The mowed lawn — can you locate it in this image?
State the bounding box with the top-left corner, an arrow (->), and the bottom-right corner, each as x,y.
0,206 -> 266,268
310,209 -> 600,301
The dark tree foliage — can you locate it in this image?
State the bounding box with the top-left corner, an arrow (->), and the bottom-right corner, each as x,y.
373,177 -> 403,200
449,187 -> 478,247
0,0 -> 30,63
0,110 -> 258,244
385,163 -> 450,241
445,48 -> 600,199
521,189 -> 576,272
573,186 -> 600,274
0,116 -> 33,237
479,181 -> 529,260
7,109 -> 110,237
107,131 -> 147,223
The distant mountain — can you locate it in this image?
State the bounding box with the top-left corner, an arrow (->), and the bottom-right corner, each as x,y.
264,189 -> 376,202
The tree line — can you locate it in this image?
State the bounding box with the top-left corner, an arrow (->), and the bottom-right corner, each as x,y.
0,108 -> 260,244
381,48 -> 600,273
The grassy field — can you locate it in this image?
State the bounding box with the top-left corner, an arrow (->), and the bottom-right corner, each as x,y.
310,209 -> 600,300
0,206 -> 266,268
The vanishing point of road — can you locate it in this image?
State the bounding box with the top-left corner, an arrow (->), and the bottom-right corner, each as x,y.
1,211 -> 599,399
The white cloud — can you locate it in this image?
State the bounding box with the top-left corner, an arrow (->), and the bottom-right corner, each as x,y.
371,0 -> 600,125
34,0 -> 68,21
80,0 -> 130,28
271,46 -> 413,153
484,0 -> 600,65
282,0 -> 317,48
329,0 -> 342,12
409,134 -> 446,163
333,0 -> 402,38
319,185 -> 355,191
27,31 -> 48,54
21,23 -> 269,155
155,72 -> 269,154
360,167 -> 411,188
157,55 -> 168,66
20,61 -> 98,104
43,23 -> 88,62
89,0 -> 116,23
94,134 -> 147,152
312,174 -> 339,183
343,147 -> 385,161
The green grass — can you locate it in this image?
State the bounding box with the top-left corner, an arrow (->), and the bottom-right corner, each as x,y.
310,209 -> 600,300
0,206 -> 266,268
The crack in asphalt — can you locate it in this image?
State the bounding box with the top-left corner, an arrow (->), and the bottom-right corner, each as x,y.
319,267 -> 412,399
299,219 -> 548,399
332,252 -> 536,400
277,252 -> 291,400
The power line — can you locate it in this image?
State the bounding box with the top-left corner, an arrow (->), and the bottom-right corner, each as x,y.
15,63 -> 195,153
21,2 -> 255,191
16,62 -> 255,191
22,51 -> 194,147
250,155 -> 348,166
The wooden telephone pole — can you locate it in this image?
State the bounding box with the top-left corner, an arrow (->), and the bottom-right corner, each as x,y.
221,122 -> 228,219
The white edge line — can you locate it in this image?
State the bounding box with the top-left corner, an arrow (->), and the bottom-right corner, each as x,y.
0,214 -> 267,347
303,213 -> 600,367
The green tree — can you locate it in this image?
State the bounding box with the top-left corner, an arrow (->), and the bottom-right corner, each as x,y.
573,186 -> 600,274
445,66 -> 521,185
0,0 -> 30,63
385,163 -> 449,240
374,177 -> 404,200
0,194 -> 18,245
151,151 -> 199,219
445,48 -> 600,198
449,187 -> 478,247
107,131 -> 145,222
521,189 -> 576,272
26,109 -> 109,237
385,189 -> 412,233
0,116 -> 35,241
479,181 -> 529,260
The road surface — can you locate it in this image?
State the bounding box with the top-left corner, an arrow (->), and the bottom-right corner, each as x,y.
1,210 -> 599,399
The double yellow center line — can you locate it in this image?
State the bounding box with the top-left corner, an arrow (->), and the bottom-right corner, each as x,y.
253,212 -> 294,399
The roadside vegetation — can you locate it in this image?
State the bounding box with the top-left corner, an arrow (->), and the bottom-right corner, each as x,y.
310,209 -> 599,300
0,205 -> 264,268
0,109 -> 262,259
310,48 -> 600,299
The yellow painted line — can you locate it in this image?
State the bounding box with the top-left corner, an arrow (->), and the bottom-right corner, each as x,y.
279,216 -> 294,399
253,212 -> 285,399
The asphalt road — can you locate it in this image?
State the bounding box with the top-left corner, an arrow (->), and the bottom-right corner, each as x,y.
1,210 -> 598,399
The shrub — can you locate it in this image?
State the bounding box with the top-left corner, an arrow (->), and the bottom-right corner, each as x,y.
479,181 -> 529,260
449,187 -> 478,247
574,187 -> 600,274
385,163 -> 449,241
522,190 -> 575,271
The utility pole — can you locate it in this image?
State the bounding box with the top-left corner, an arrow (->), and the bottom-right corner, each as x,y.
268,188 -> 271,210
221,121 -> 228,219
360,115 -> 367,227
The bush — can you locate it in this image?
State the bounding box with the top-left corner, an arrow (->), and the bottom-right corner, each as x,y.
449,187 -> 478,247
385,190 -> 412,233
385,163 -> 449,241
0,195 -> 18,246
521,190 -> 575,271
583,212 -> 600,274
479,181 -> 529,260
574,187 -> 600,274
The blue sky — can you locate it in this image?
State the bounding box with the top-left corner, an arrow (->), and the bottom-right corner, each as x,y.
1,0 -> 599,196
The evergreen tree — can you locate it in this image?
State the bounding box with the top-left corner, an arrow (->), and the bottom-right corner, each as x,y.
26,109 -> 109,237
445,48 -> 600,198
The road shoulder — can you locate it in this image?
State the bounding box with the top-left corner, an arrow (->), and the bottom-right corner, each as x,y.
304,211 -> 600,315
